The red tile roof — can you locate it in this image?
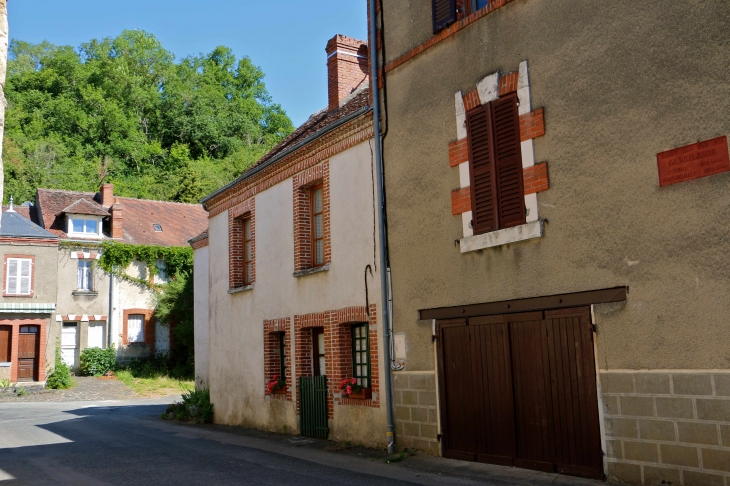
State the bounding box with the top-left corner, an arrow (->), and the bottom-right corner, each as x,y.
35,188 -> 207,247
61,198 -> 110,216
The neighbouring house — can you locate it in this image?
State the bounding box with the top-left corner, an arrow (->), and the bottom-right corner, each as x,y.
198,34 -> 386,445
0,203 -> 58,384
25,184 -> 207,369
376,0 -> 730,484
188,230 -> 208,389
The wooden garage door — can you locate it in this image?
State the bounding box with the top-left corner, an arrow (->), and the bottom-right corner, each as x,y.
436,307 -> 603,479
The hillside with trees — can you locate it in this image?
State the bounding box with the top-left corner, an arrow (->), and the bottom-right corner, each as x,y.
3,30 -> 293,204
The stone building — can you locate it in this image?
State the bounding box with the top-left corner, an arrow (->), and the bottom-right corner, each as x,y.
374,0 -> 730,484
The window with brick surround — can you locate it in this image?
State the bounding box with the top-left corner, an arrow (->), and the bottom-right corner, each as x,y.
311,185 -> 324,267
228,199 -> 255,290
352,323 -> 370,388
466,92 -> 525,235
312,328 -> 326,376
293,163 -> 330,272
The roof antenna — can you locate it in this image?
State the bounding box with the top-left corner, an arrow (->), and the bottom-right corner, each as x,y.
8,196 -> 15,212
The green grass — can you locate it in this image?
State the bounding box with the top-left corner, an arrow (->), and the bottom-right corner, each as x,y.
115,370 -> 193,397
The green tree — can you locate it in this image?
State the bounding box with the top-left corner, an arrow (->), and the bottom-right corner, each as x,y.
3,30 -> 293,203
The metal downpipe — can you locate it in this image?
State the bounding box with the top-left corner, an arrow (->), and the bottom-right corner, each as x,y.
369,0 -> 395,455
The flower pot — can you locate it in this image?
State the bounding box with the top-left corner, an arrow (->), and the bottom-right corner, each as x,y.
271,387 -> 286,395
345,388 -> 372,400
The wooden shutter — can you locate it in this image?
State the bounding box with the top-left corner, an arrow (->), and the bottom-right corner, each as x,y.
491,93 -> 526,228
467,105 -> 498,233
432,0 -> 456,33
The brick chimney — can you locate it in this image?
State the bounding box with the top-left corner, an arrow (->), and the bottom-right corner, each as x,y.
111,197 -> 123,239
101,184 -> 114,207
326,34 -> 369,112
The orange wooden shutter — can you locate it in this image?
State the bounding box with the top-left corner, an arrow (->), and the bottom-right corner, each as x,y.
467,104 -> 498,234
491,93 -> 526,229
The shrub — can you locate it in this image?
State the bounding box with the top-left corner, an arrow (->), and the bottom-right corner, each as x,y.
79,346 -> 116,376
164,387 -> 213,423
46,341 -> 74,389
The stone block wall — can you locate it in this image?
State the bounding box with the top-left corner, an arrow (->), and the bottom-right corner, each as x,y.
602,371 -> 730,485
393,371 -> 440,455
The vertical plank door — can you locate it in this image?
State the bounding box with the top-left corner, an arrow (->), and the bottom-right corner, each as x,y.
18,326 -> 39,381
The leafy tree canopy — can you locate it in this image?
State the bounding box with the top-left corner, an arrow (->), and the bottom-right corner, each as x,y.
4,30 -> 293,203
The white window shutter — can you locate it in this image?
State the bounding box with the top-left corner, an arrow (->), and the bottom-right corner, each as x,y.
7,259 -> 18,294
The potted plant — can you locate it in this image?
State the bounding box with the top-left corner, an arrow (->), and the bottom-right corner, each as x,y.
266,375 -> 286,395
340,378 -> 372,399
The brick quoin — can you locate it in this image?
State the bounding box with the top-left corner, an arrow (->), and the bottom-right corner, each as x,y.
449,138 -> 468,167
264,318 -> 292,401
462,88 -> 481,112
499,71 -> 519,96
520,108 -> 545,142
523,162 -> 549,195
451,187 -> 471,215
228,198 -> 255,289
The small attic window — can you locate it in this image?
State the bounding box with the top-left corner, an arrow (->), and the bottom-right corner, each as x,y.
153,224 -> 163,232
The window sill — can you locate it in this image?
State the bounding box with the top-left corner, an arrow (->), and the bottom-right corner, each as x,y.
228,284 -> 254,294
460,220 -> 544,253
0,362 -> 10,368
293,265 -> 329,278
3,294 -> 33,298
72,291 -> 98,296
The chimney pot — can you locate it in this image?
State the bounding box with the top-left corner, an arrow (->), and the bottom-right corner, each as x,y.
326,34 -> 369,112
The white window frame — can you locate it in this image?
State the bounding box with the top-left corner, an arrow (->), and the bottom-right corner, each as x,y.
127,314 -> 145,344
67,215 -> 103,238
77,260 -> 93,291
6,258 -> 32,295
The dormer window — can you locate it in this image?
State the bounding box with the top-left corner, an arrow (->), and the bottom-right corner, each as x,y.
153,224 -> 163,232
68,216 -> 102,238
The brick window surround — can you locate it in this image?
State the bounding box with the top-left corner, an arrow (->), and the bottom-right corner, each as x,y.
1,318 -> 47,382
293,162 -> 331,272
264,318 -> 292,401
3,255 -> 35,298
295,305 -> 379,417
121,309 -> 155,355
228,198 -> 256,290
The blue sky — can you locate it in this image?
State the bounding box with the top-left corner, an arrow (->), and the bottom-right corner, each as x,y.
8,1 -> 368,127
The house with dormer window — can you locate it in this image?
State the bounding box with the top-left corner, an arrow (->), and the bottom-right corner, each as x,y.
17,184 -> 208,369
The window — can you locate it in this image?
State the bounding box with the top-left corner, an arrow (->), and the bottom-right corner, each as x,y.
468,0 -> 489,14
153,224 -> 163,232
77,260 -> 92,291
351,323 -> 370,388
312,328 -> 326,376
466,93 -> 525,235
311,185 -> 324,267
127,314 -> 145,343
0,326 -> 10,363
68,216 -> 101,237
277,332 -> 286,380
6,258 -> 32,295
243,218 -> 253,285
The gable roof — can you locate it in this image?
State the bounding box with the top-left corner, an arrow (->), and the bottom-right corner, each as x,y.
0,208 -> 57,239
35,188 -> 208,246
61,198 -> 110,217
201,88 -> 370,205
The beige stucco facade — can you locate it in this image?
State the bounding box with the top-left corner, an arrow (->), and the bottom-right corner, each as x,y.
193,244 -> 209,388
379,1 -> 730,483
0,240 -> 58,383
206,139 -> 389,446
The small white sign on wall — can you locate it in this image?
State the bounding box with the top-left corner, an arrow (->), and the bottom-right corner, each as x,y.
394,333 -> 407,363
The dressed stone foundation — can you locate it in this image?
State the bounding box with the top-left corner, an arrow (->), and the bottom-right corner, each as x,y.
602,371 -> 730,485
393,371 -> 440,455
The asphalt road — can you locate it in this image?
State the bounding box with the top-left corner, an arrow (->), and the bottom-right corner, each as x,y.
0,399 -> 608,486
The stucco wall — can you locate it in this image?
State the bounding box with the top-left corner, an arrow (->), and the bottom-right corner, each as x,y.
207,140 -> 388,445
113,262 -> 157,352
381,0 -> 730,372
0,243 -> 58,377
194,245 -> 209,388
